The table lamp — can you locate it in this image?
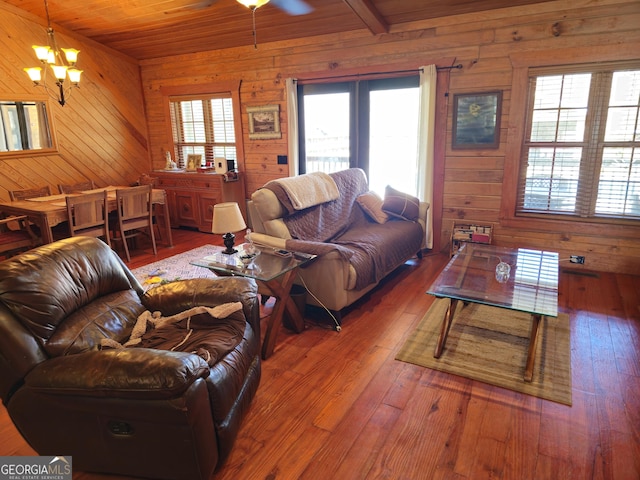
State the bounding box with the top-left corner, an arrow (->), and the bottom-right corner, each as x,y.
212,202 -> 246,254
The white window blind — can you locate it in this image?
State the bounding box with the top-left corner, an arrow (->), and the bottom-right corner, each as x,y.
169,94 -> 236,169
518,64 -> 640,220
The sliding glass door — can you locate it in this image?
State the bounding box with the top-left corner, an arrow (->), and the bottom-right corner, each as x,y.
298,76 -> 419,196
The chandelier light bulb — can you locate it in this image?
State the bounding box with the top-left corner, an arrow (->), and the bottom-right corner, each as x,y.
32,45 -> 50,61
24,67 -> 42,83
51,64 -> 67,81
67,68 -> 82,84
61,48 -> 79,64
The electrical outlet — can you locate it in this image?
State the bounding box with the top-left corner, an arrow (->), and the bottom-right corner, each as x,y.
570,255 -> 585,264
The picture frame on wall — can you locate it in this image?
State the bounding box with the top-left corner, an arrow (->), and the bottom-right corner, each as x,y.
452,91 -> 502,149
247,104 -> 281,139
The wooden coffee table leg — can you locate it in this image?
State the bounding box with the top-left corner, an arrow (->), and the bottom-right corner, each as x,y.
524,314 -> 542,382
434,298 -> 458,358
261,269 -> 298,360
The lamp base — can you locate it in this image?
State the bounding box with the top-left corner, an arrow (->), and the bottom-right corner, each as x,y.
221,232 -> 237,255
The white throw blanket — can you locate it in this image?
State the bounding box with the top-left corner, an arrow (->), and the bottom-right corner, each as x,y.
273,172 -> 339,210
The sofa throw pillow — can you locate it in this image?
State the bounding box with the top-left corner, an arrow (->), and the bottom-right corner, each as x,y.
382,186 -> 420,221
356,191 -> 389,224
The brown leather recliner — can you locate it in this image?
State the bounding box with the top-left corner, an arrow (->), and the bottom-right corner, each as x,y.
0,236 -> 261,480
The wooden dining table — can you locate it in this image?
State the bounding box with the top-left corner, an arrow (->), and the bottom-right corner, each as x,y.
0,186 -> 173,246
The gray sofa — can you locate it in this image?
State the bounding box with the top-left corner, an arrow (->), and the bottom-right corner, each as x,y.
248,168 -> 428,323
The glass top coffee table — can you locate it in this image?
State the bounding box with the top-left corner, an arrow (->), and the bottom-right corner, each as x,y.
427,243 -> 558,382
191,244 -> 316,360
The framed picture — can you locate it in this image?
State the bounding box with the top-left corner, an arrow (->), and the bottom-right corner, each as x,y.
247,104 -> 281,139
186,154 -> 202,171
452,91 -> 502,149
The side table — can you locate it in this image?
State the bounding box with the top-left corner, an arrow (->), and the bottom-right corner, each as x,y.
191,245 -> 316,359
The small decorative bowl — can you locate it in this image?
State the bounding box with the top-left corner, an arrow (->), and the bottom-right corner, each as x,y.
238,249 -> 260,267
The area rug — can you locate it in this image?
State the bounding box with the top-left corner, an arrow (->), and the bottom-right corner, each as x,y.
131,245 -> 220,290
396,298 -> 572,405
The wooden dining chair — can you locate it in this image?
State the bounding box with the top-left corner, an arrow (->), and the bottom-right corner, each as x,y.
136,173 -> 168,244
58,181 -> 96,194
9,185 -> 52,201
0,213 -> 41,259
65,191 -> 111,247
112,184 -> 157,262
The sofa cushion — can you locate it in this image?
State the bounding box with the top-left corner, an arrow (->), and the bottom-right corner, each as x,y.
356,191 -> 389,224
333,220 -> 424,290
121,306 -> 247,368
382,186 -> 420,221
251,187 -> 288,222
263,219 -> 292,239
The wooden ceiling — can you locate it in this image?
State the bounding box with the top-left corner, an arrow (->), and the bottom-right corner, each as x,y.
5,0 -> 556,60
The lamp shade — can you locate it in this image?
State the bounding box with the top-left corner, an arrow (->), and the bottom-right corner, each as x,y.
212,202 -> 246,234
24,67 -> 42,82
51,64 -> 67,81
32,45 -> 50,61
61,48 -> 80,64
67,68 -> 82,84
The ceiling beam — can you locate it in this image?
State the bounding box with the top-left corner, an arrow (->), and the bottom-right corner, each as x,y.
342,0 -> 388,35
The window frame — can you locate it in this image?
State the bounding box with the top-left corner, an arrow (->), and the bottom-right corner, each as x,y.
0,96 -> 57,157
517,63 -> 639,220
160,81 -> 244,172
500,49 -> 640,241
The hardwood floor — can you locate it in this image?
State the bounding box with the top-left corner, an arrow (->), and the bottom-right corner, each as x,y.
1,229 -> 639,479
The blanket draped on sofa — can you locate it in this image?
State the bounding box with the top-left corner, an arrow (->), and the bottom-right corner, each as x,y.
265,169 -> 423,290
267,171 -> 339,212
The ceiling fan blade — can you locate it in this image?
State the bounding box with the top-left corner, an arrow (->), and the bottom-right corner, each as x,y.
270,0 -> 313,16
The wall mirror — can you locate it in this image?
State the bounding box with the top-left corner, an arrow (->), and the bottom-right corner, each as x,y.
0,97 -> 57,156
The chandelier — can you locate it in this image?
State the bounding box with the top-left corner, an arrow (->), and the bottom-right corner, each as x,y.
24,0 -> 82,106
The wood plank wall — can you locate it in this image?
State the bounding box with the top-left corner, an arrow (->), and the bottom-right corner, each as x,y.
140,0 -> 640,274
2,0 -> 639,274
0,3 -> 150,198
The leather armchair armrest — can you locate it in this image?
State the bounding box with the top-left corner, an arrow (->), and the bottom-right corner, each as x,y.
24,348 -> 209,399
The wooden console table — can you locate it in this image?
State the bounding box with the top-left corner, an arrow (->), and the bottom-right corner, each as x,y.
151,171 -> 246,233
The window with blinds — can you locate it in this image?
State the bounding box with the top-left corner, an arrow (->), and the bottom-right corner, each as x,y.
169,94 -> 236,169
518,63 -> 640,220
